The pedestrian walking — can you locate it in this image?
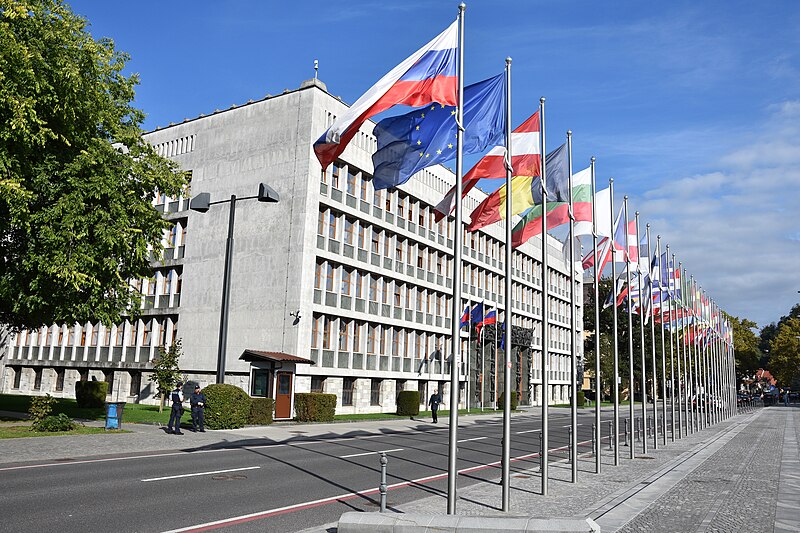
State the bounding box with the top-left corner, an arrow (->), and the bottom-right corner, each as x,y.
190,385 -> 206,432
784,389 -> 790,407
167,382 -> 184,435
429,389 -> 442,423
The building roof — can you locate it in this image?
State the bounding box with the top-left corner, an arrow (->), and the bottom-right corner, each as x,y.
239,349 -> 315,365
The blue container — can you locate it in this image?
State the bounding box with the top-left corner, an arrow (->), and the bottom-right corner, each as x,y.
105,402 -> 126,430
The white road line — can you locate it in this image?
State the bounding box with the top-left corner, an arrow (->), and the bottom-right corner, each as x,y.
339,448 -> 403,459
458,436 -> 488,443
142,466 -> 260,482
516,429 -> 541,434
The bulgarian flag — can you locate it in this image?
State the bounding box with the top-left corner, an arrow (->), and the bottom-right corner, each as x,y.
467,143 -> 568,232
510,167 -> 593,248
433,111 -> 540,221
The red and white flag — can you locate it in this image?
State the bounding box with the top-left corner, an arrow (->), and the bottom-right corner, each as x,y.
433,111 -> 541,221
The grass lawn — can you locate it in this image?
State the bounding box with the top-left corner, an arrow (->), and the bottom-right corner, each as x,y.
0,425 -> 128,439
0,394 -> 188,425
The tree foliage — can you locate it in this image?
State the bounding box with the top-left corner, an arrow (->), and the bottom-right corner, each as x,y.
0,0 -> 185,330
725,312 -> 762,383
760,304 -> 800,369
768,317 -> 800,388
149,341 -> 183,413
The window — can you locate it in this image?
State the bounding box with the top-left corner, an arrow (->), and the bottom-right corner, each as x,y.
251,369 -> 270,397
341,269 -> 352,296
395,240 -> 403,261
371,228 -> 380,253
391,329 -> 399,356
331,163 -> 341,189
33,368 -> 42,390
342,377 -> 355,406
417,247 -> 424,269
394,284 -> 402,307
128,322 -> 138,346
383,233 -> 391,257
355,271 -> 363,299
398,196 -> 405,218
314,263 -> 323,289
360,178 -> 368,200
353,322 -> 362,352
370,379 -> 382,406
322,317 -> 332,349
129,371 -> 141,396
418,208 -> 425,228
115,325 -> 124,346
369,276 -> 378,302
311,315 -> 320,349
358,224 -> 367,249
344,218 -> 354,245
373,188 -> 382,207
163,272 -> 172,295
143,320 -> 152,346
317,211 -> 325,236
347,168 -> 357,195
311,376 -> 325,393
367,325 -> 377,354
380,327 -> 387,354
104,371 -> 114,395
325,264 -> 334,292
55,369 -> 65,392
13,367 -> 22,389
90,326 -> 98,346
328,212 -> 338,240
339,320 -> 350,351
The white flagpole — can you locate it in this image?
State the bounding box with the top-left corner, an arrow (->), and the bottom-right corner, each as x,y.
623,197 -> 635,459
635,212 -> 647,454
610,178 -> 620,464
656,236 -> 667,445
590,157 -> 601,474
647,224 -> 658,450
446,3 -> 465,514
673,252 -> 683,438
501,57 -> 514,511
539,96 -> 551,493
567,131 -> 578,481
666,244 -> 675,442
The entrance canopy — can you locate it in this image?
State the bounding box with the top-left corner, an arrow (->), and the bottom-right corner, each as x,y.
239,350 -> 315,365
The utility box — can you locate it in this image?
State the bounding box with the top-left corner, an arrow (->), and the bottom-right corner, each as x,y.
105,402 -> 126,430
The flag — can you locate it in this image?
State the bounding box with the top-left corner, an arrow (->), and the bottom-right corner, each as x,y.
467,143 -> 568,232
603,272 -> 628,310
433,111 -> 540,221
499,321 -> 506,350
313,21 -> 458,169
581,205 -> 625,272
460,305 -> 470,328
477,309 -> 497,339
510,166 -> 593,248
372,74 -> 506,190
470,302 -> 484,325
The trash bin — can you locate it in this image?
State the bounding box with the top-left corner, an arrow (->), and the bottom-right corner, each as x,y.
105,401 -> 126,430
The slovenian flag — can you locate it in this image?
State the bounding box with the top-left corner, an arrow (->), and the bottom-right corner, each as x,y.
459,305 -> 470,328
477,309 -> 497,339
433,111 -> 541,221
313,20 -> 458,170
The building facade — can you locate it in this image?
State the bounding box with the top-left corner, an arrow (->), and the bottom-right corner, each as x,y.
1,78 -> 583,417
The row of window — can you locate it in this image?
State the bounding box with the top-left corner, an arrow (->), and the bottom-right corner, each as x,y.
8,367 -> 141,397
12,318 -> 178,350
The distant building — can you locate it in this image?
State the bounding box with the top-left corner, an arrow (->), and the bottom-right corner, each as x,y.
1,78 -> 582,418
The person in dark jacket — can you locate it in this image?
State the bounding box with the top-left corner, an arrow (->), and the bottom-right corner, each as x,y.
167,382 -> 184,435
190,385 -> 207,432
429,389 -> 442,423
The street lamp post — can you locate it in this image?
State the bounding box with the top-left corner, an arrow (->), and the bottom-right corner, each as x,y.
190,183 -> 280,384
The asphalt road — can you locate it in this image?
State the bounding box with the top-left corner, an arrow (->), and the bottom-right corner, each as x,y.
0,409 -> 653,533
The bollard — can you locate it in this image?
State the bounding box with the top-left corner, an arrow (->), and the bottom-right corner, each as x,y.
623,418 -> 629,447
592,423 -> 597,455
379,452 -> 388,513
608,420 -> 614,450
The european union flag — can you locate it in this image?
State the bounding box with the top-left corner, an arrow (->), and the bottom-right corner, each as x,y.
372,74 -> 506,190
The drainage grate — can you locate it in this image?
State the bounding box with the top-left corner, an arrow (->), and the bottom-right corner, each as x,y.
212,474 -> 249,481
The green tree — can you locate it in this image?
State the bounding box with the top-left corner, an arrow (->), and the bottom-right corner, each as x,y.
725,313 -> 762,384
149,341 -> 183,413
769,318 -> 800,388
760,304 -> 800,369
0,0 -> 185,331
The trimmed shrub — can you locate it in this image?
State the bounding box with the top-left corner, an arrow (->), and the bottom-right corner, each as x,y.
396,390 -> 420,417
75,381 -> 109,408
577,390 -> 586,407
29,394 -> 57,428
498,391 -> 519,411
294,393 -> 336,422
203,384 -> 252,430
35,413 -> 76,432
249,397 -> 275,425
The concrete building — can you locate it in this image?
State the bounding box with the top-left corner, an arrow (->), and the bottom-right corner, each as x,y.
1,78 -> 582,418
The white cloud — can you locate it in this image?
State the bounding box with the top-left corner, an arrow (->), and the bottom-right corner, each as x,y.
636,102 -> 800,327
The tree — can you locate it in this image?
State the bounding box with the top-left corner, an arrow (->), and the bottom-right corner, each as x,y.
725,313 -> 762,384
760,304 -> 800,368
149,341 -> 183,413
768,318 -> 800,389
0,0 -> 185,331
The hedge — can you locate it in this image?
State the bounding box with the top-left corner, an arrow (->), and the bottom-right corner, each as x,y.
577,390 -> 586,407
249,397 -> 274,425
498,390 -> 519,411
396,390 -> 420,417
75,381 -> 109,408
203,384 -> 252,429
294,393 -> 336,422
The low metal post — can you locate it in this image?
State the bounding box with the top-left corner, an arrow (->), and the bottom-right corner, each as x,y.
635,417 -> 641,442
608,420 -> 614,451
379,452 -> 388,513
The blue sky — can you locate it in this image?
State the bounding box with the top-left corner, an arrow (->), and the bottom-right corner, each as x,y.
71,0 -> 800,327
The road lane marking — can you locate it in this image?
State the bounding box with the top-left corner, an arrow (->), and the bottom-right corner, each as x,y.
458,437 -> 488,443
141,466 -> 260,482
516,429 -> 541,434
339,448 -> 403,459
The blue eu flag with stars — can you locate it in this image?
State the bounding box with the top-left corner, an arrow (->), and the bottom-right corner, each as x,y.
372,74 -> 506,190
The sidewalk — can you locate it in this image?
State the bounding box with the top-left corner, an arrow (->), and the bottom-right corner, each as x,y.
364,406 -> 798,533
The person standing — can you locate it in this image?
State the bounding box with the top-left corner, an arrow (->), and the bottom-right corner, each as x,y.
190,385 -> 207,432
167,382 -> 184,435
429,388 -> 442,423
